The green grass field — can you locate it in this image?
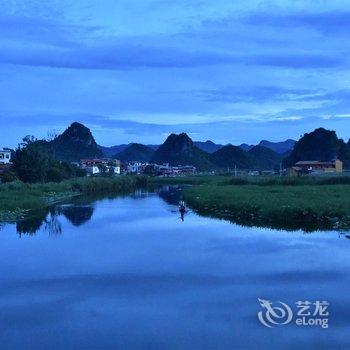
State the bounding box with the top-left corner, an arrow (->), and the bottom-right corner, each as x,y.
2,174 -> 350,231
151,174 -> 229,185
0,176 -> 149,222
183,180 -> 350,231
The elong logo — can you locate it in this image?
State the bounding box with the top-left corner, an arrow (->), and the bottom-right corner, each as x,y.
257,298 -> 329,329
257,299 -> 293,328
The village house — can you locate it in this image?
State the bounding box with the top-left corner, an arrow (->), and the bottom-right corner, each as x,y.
124,162 -> 197,176
155,164 -> 173,176
172,165 -> 196,175
0,148 -> 12,177
155,164 -> 196,176
108,160 -> 121,175
127,161 -> 143,174
80,159 -> 102,176
289,159 -> 343,176
80,158 -> 121,176
0,149 -> 11,165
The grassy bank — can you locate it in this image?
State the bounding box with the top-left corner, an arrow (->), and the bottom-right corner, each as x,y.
2,173 -> 350,231
151,174 -> 229,186
152,173 -> 350,186
183,179 -> 350,231
0,176 -> 149,222
228,174 -> 350,186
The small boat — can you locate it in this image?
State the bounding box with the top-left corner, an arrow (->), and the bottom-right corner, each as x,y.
179,201 -> 187,221
179,201 -> 186,213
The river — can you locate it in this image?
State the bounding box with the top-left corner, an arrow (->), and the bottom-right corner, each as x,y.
0,186 -> 349,349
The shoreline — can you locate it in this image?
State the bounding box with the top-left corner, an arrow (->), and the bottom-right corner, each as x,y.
182,181 -> 350,232
2,175 -> 350,232
0,176 -> 149,223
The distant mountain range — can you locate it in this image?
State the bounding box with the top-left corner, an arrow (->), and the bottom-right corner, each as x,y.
210,145 -> 252,169
238,143 -> 254,152
114,143 -> 156,162
35,122 -> 349,170
152,133 -> 214,170
99,144 -> 158,157
124,134 -> 284,171
238,139 -> 296,154
98,144 -> 129,157
100,138 -> 295,157
193,141 -> 223,153
210,144 -> 283,171
248,145 -> 284,169
258,139 -> 296,154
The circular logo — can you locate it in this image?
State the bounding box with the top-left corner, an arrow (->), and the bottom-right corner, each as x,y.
258,298 -> 293,328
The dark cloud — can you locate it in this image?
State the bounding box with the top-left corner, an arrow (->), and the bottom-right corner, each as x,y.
0,112 -> 309,139
245,11 -> 350,34
198,86 -> 350,107
1,2 -> 350,146
3,111 -> 350,148
246,54 -> 343,69
0,15 -> 101,47
0,42 -> 343,71
0,43 -> 237,70
197,86 -> 322,103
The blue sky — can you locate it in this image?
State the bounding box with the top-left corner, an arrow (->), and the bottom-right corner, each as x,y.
1,0 -> 350,147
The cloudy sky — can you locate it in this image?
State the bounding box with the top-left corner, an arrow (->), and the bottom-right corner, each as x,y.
1,0 -> 350,147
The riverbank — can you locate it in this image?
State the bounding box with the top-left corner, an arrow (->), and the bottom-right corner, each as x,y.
0,176 -> 149,222
2,174 -> 350,231
150,174 -> 228,186
182,177 -> 350,231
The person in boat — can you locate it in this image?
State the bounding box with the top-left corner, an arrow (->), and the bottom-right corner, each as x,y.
179,201 -> 186,213
179,201 -> 186,221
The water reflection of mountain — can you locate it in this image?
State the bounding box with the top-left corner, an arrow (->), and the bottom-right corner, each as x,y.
15,203 -> 95,236
17,208 -> 49,236
60,205 -> 94,226
16,207 -> 64,236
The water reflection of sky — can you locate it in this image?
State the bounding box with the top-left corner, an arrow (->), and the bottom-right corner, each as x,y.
0,189 -> 349,349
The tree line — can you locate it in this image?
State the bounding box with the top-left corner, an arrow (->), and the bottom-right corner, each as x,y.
1,136 -> 86,183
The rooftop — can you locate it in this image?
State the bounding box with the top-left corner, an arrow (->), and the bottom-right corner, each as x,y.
80,159 -> 103,163
295,160 -> 340,166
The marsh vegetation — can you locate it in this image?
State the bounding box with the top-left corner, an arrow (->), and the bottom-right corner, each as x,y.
182,175 -> 350,231
0,176 -> 149,222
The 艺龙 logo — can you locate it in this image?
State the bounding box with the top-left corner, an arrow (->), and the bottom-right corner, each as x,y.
257,298 -> 330,329
257,298 -> 293,328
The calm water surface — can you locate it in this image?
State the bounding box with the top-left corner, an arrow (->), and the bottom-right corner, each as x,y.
0,186 -> 349,349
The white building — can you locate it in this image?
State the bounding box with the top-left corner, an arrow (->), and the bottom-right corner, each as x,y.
85,166 -> 101,176
109,165 -> 121,175
80,158 -> 121,176
0,149 -> 11,165
127,161 -> 143,174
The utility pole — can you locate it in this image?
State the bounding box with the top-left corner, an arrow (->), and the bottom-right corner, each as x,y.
234,164 -> 237,177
